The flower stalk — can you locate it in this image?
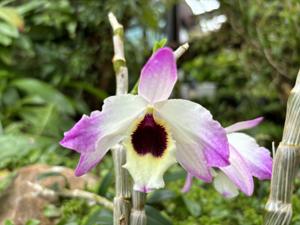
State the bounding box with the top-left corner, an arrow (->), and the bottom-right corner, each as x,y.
108,12 -> 131,225
264,69 -> 300,225
130,191 -> 147,225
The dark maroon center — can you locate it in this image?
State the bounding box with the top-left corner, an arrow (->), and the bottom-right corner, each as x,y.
131,114 -> 167,157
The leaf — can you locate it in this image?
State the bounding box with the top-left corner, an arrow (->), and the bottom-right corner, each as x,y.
0,21 -> 19,38
19,105 -> 70,137
12,78 -> 75,115
44,204 -> 61,218
4,219 -> 15,225
147,190 -> 176,204
0,134 -> 37,161
82,207 -> 113,225
0,7 -> 24,29
146,205 -> 172,225
68,81 -> 108,100
0,32 -> 12,46
182,195 -> 201,217
97,171 -> 113,196
163,169 -> 186,182
25,219 -> 40,225
0,171 -> 17,194
152,38 -> 167,53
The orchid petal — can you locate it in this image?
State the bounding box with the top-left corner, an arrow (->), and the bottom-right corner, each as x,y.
182,173 -> 193,193
138,47 -> 177,103
225,117 -> 263,133
220,145 -> 254,196
213,171 -> 239,198
155,99 -> 229,170
227,132 -> 272,180
60,111 -> 102,153
60,94 -> 147,175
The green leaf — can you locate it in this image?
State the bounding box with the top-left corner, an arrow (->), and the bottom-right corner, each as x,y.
0,21 -> 19,38
0,7 -> 23,29
82,207 -> 113,225
19,105 -> 70,137
0,32 -> 12,46
146,205 -> 172,225
182,196 -> 201,217
163,169 -> 186,182
4,219 -> 15,225
0,134 -> 37,161
12,78 -> 75,115
25,219 -> 40,225
68,81 -> 108,100
152,38 -> 167,53
0,171 -> 17,193
97,171 -> 113,196
44,204 -> 61,218
147,190 -> 176,204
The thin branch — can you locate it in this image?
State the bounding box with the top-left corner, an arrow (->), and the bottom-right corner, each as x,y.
27,181 -> 113,210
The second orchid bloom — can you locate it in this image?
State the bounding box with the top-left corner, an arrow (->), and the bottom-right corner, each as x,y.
183,117 -> 273,198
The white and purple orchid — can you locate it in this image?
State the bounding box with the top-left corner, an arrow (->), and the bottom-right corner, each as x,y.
60,47 -> 230,192
182,117 -> 273,198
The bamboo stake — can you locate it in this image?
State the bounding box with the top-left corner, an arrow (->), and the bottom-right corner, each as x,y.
108,12 -> 131,225
129,43 -> 190,225
264,70 -> 300,225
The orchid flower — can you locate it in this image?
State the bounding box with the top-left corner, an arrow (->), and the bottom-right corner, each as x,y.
60,47 -> 230,192
182,117 -> 273,198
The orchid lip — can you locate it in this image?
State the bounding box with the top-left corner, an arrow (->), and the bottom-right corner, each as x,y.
131,113 -> 168,157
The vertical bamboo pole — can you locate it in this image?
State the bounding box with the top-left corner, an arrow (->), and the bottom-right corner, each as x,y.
108,12 -> 131,225
264,70 -> 300,225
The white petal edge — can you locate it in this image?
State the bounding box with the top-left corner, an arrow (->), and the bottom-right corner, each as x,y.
155,99 -> 229,172
225,117 -> 263,133
71,94 -> 148,175
213,171 -> 239,199
227,132 -> 272,180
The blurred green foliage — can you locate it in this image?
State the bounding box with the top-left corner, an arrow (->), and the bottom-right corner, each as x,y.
0,0 -> 299,224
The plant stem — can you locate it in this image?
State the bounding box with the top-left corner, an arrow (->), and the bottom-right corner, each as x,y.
108,12 -> 131,225
27,181 -> 114,210
264,70 -> 300,225
130,191 -> 147,225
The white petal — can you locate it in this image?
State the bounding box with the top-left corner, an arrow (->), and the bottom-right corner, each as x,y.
227,132 -> 272,180
61,94 -> 148,175
220,145 -> 254,196
225,117 -> 263,133
155,99 -> 229,181
213,171 -> 239,199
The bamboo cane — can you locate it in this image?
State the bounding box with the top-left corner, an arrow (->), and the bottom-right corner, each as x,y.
264,69 -> 300,225
108,12 -> 131,225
